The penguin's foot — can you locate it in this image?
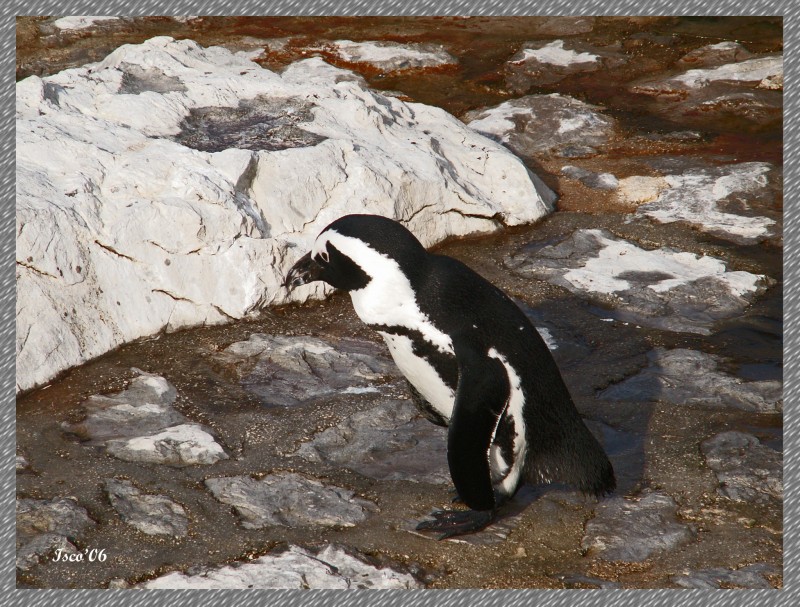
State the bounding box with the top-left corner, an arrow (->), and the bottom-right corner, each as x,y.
415,508 -> 494,540
448,488 -> 464,504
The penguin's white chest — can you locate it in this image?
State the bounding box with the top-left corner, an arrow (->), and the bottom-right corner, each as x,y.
378,331 -> 455,421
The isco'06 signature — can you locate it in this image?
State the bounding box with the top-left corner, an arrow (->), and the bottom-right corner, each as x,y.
52,547 -> 108,563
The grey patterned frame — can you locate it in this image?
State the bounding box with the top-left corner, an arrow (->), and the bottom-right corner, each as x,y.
6,1 -> 793,604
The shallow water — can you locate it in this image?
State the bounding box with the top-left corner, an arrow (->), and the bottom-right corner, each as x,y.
16,16 -> 782,589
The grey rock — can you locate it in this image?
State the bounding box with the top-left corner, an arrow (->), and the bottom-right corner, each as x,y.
581,490 -> 695,561
140,544 -> 420,589
16,497 -> 95,571
561,165 -> 619,190
64,371 -> 227,465
600,348 -> 782,413
104,479 -> 188,536
506,228 -> 772,334
672,563 -> 778,589
218,334 -> 397,407
701,431 -> 782,503
175,95 -> 327,153
16,534 -> 79,572
506,39 -> 626,90
328,40 -> 457,72
464,94 -> 616,158
16,454 -> 29,472
63,370 -> 185,443
205,472 -> 376,529
105,423 -> 228,466
290,398 -> 450,484
677,41 -> 754,69
630,53 -> 782,127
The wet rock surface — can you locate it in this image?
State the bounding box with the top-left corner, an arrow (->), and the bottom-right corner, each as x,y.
701,431 -> 783,503
630,45 -> 783,129
505,39 -> 627,90
290,398 -> 450,484
671,562 -> 779,589
214,333 -> 397,406
16,16 -> 782,589
464,94 -> 616,158
205,472 -> 377,529
600,348 -> 782,412
581,490 -> 696,562
104,479 -> 188,537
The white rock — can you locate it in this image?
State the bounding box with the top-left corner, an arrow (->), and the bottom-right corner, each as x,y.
328,40 -> 456,71
512,40 -> 600,67
465,94 -> 616,156
52,16 -> 120,30
139,544 -> 420,589
205,472 -> 376,528
507,229 -> 772,334
561,230 -> 762,297
105,423 -> 228,465
16,36 -> 555,393
635,162 -> 777,243
672,55 -> 783,88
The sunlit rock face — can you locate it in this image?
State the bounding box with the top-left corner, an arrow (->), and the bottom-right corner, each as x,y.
16,36 -> 556,394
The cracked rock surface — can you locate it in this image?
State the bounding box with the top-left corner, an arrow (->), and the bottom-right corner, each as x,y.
701,431 -> 783,503
215,333 -> 397,406
580,491 -> 695,562
205,472 -> 377,529
16,35 -> 554,394
139,544 -> 420,589
104,479 -> 188,537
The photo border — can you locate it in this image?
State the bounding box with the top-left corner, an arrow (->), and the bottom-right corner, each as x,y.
5,1 -> 793,605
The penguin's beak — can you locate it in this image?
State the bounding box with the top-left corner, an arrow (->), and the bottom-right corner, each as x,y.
283,252 -> 323,293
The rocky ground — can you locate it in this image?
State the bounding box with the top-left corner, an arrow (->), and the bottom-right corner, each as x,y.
16,16 -> 782,589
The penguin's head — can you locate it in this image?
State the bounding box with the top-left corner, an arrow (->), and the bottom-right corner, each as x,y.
284,214 -> 427,293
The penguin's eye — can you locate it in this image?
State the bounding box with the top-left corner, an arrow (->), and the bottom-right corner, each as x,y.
318,250 -> 330,264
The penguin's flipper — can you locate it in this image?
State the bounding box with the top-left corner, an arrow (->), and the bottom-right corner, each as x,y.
415,337 -> 510,538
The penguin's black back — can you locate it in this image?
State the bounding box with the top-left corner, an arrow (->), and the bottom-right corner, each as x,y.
415,252 -> 616,497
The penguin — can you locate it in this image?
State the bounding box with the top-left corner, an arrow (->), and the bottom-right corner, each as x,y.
284,214 -> 615,538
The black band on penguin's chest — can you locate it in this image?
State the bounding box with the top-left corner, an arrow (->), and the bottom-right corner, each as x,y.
370,324 -> 459,392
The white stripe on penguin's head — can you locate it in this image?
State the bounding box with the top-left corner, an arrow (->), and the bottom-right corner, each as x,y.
315,229 -> 454,354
